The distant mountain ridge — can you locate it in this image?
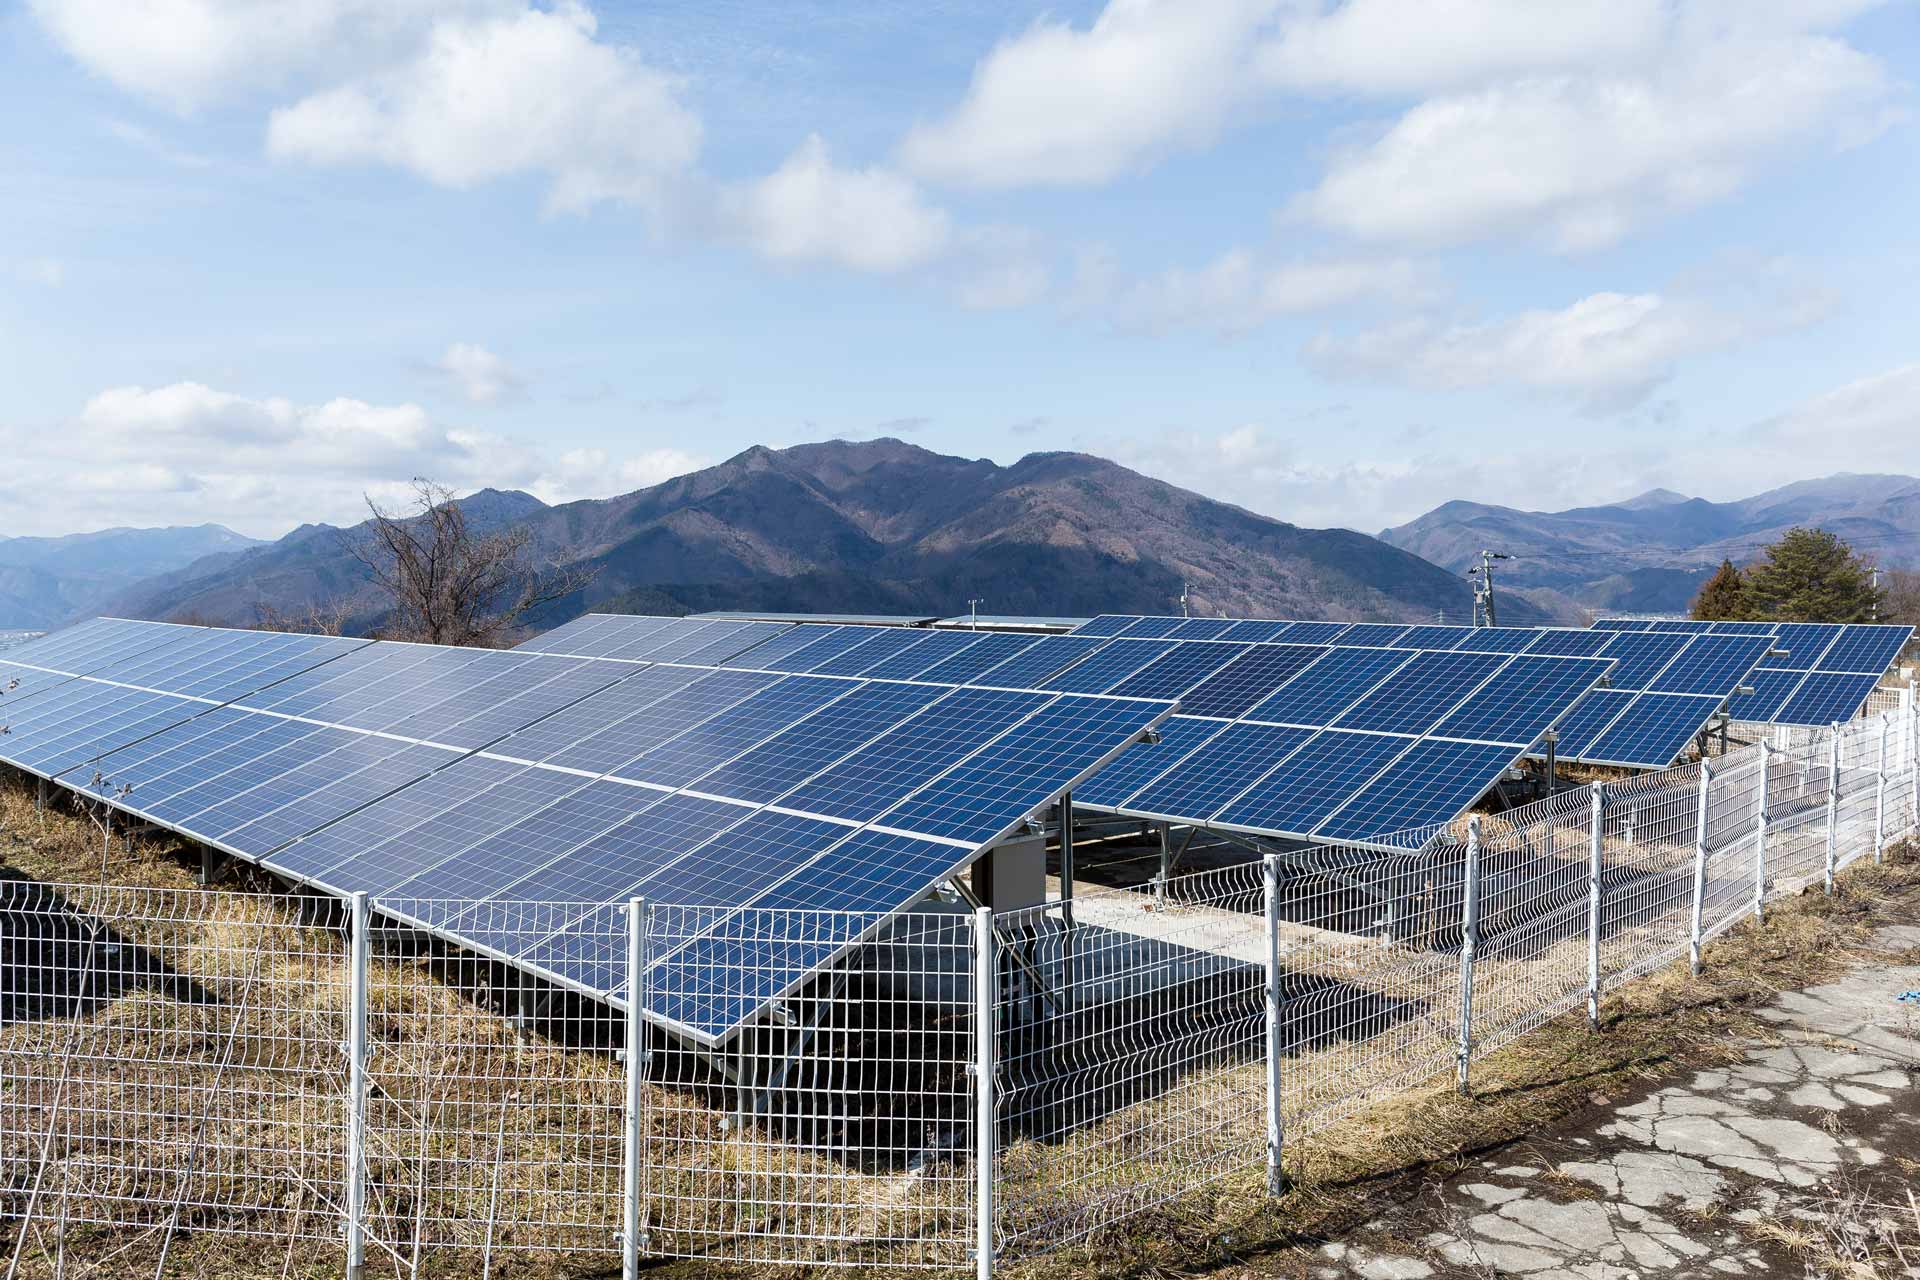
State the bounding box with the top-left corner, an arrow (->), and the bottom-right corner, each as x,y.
1379,473 -> 1920,614
0,524 -> 264,628
96,439 -> 1554,632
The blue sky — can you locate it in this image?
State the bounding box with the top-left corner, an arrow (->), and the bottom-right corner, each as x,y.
3,0 -> 1918,540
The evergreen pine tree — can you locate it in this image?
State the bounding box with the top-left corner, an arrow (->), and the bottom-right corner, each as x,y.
1738,527 -> 1884,623
1688,558 -> 1746,620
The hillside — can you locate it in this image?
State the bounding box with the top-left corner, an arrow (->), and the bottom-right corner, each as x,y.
0,524 -> 263,627
1379,473 -> 1920,613
98,439 -> 1549,630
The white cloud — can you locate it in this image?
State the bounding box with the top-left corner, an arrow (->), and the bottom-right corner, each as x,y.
435,342 -> 524,405
899,0 -> 1275,189
1746,360 -> 1920,460
29,0 -> 507,114
1084,248 -> 1431,335
1290,28 -> 1898,251
1307,284 -> 1827,412
266,1 -> 701,216
721,134 -> 950,273
0,381 -> 707,536
11,258 -> 64,287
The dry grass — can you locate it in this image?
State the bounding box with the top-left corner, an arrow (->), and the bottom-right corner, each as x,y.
4,772 -> 1918,1280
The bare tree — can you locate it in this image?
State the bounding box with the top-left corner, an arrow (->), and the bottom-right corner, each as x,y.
344,478 -> 593,647
253,598 -> 355,636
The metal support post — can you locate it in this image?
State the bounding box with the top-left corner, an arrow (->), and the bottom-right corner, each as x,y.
345,892 -> 370,1280
1262,853 -> 1286,1194
1155,822 -> 1170,909
35,777 -> 45,813
1754,741 -> 1771,925
620,898 -> 650,1280
1910,683 -> 1919,835
1689,762 -> 1712,976
1058,791 -> 1075,929
1586,782 -> 1604,1029
973,906 -> 996,1280
1456,816 -> 1482,1095
1824,724 -> 1840,894
1875,713 -> 1889,863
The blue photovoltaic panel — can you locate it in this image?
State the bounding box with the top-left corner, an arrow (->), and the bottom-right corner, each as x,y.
1073,614 -> 1144,637
911,632 -> 1041,685
1330,650 -> 1504,736
432,659 -> 638,750
972,636 -> 1108,689
1645,634 -> 1772,697
1115,616 -> 1189,639
1728,668 -> 1806,722
1334,623 -> 1410,647
0,658 -> 84,703
614,676 -> 850,789
716,624 -> 852,673
882,695 -> 1172,844
1524,629 -> 1614,658
1452,627 -> 1543,654
557,615 -> 681,658
1592,618 -> 1652,630
631,810 -> 850,907
1176,644 -> 1328,718
1549,690 -> 1637,758
1708,621 -> 1777,636
1433,655 -> 1615,747
509,613 -> 624,654
856,629 -> 983,680
1277,621 -> 1350,644
1122,722 -> 1316,822
1314,740 -> 1521,843
1104,641 -> 1250,701
1649,620 -> 1710,632
265,754 -> 529,884
58,706 -> 261,793
805,629 -> 932,677
0,618 -> 167,675
632,620 -> 769,664
1596,632 -> 1689,689
187,730 -> 406,835
1817,625 -> 1911,674
1396,625 -> 1475,650
1212,730 -> 1411,836
155,725 -> 357,824
1776,672 -> 1882,727
688,682 -> 948,804
487,665 -> 701,763
1216,619 -> 1294,643
218,742 -> 455,857
123,719 -> 323,817
777,686 -> 1048,822
542,669 -> 781,775
1040,638 -> 1177,694
301,762 -> 585,895
1767,623 -> 1840,671
1245,645 -> 1410,727
1580,693 -> 1721,768
674,621 -> 798,667
1165,617 -> 1237,640
1070,714 -> 1227,809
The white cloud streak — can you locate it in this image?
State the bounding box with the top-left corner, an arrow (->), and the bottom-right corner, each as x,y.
435,342 -> 525,405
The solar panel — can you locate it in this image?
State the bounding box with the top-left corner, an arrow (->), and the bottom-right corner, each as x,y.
1450,627 -> 1541,654
614,676 -> 851,789
1114,616 -> 1191,639
1396,625 -> 1475,650
1164,617 -> 1238,640
1244,645 -> 1409,727
802,628 -> 933,677
1434,655 -> 1617,747
686,681 -> 948,804
1216,619 -> 1294,643
1277,620 -> 1351,644
1121,722 -> 1316,822
1817,625 -> 1910,674
971,635 -> 1108,688
1764,624 -> 1840,671
1039,637 -> 1178,693
716,623 -> 855,672
1707,621 -> 1776,636
1072,614 -> 1144,637
1594,632 -> 1690,689
1649,620 -> 1711,632
1645,634 -> 1773,697
1175,644 -> 1328,718
1334,623 -> 1410,647
1775,672 -> 1884,726
855,629 -> 984,680
1103,641 -> 1251,701
1592,618 -> 1652,630
1579,693 -> 1722,769
1329,650 -> 1505,736
1726,668 -> 1807,722
910,632 -> 1042,684
1069,714 -> 1227,809
1211,729 -> 1411,837
1313,740 -> 1522,843
1523,629 -> 1614,657
1542,689 -> 1637,758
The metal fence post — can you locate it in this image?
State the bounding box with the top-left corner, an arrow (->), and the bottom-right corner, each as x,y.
620,898 -> 649,1280
1586,782 -> 1604,1029
1824,723 -> 1841,894
1754,741 -> 1771,925
1456,815 -> 1482,1095
345,892 -> 369,1280
1875,713 -> 1889,864
973,905 -> 996,1280
1910,684 -> 1919,835
1262,852 -> 1286,1194
1689,762 -> 1711,976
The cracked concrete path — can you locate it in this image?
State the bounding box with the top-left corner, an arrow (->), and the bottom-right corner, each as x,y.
1313,922 -> 1920,1279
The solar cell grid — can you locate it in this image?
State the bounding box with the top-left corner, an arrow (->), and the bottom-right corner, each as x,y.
1069,714 -> 1226,809
1174,643 -> 1327,718
1767,624 -> 1840,671
1330,649 -> 1504,737
1115,616 -> 1190,639
1450,627 -> 1540,654
1122,722 -> 1315,822
633,810 -> 850,908
804,628 -> 931,677
1334,623 -> 1410,647
674,621 -> 797,667
1071,614 -> 1143,638
1216,619 -> 1294,643
1433,654 -> 1614,747
1728,668 -> 1806,722
972,635 -> 1108,688
543,669 -> 781,776
1314,740 -> 1521,842
1396,625 -> 1474,650
1165,617 -> 1237,640
1244,644 -> 1409,727
1592,618 -> 1652,630
687,681 -> 948,804
1776,672 -> 1882,727
1545,689 -> 1636,758
1103,640 -> 1250,701
1581,692 -> 1721,768
1212,729 -> 1411,836
1645,634 -> 1772,697
909,631 -> 1041,684
220,742 -> 455,855
615,675 -> 851,789
1816,626 -> 1910,674
779,626 -> 894,672
1595,631 -> 1690,689
1277,621 -> 1351,644
1523,629 -> 1614,657
1039,637 -> 1177,693
855,629 -> 984,680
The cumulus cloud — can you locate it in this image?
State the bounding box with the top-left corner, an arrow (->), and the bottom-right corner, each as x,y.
435,342 -> 524,405
720,134 -> 951,273
1306,280 -> 1829,412
0,381 -> 706,536
1079,248 -> 1431,335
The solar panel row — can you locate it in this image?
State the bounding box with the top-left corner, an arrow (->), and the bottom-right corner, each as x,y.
0,617 -> 1173,1045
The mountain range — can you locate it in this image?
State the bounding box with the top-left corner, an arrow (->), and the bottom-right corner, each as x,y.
1378,474 -> 1920,614
0,524 -> 264,628
85,440 -> 1546,633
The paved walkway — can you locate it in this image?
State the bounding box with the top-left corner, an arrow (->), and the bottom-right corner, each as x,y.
1314,923 -> 1920,1279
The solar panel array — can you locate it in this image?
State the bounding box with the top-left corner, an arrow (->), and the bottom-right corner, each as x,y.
521,614 -> 1615,846
1592,618 -> 1911,727
0,617 -> 1172,1044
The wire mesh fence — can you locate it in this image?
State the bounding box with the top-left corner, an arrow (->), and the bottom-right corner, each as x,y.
2,699 -> 1917,1277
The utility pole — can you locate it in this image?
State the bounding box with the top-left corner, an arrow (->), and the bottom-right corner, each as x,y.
1468,549 -> 1512,628
967,597 -> 984,630
1870,564 -> 1879,621
1179,581 -> 1190,618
